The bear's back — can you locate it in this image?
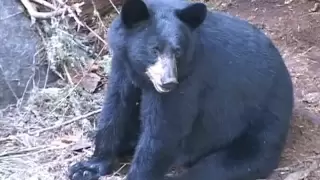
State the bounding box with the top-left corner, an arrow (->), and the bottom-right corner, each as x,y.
198,10 -> 282,69
194,10 -> 290,103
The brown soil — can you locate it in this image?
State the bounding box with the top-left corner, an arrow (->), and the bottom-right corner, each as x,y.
224,0 -> 320,179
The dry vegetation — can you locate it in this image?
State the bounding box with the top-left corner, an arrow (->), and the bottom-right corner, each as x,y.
0,0 -> 320,180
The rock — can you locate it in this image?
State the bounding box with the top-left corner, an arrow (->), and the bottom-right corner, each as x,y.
0,0 -> 58,109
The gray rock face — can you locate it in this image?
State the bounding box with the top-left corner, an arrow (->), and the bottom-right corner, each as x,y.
0,0 -> 57,109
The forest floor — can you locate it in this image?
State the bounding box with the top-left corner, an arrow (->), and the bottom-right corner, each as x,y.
0,0 -> 320,180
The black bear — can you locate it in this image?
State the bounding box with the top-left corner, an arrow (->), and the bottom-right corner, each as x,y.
68,0 -> 294,179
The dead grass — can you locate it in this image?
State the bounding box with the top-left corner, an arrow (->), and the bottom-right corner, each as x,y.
0,85 -> 100,179
0,1 -> 119,179
1,0 -> 320,180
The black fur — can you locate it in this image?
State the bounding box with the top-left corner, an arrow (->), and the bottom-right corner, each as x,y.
68,0 -> 294,179
121,0 -> 150,28
175,3 -> 207,29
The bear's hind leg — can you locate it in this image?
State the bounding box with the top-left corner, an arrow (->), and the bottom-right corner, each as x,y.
168,110 -> 291,180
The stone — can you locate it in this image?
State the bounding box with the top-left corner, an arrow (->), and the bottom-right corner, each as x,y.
0,0 -> 58,109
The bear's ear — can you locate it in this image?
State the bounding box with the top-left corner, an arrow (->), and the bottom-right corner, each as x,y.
175,3 -> 207,29
120,0 -> 150,29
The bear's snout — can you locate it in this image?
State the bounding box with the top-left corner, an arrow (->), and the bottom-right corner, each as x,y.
146,55 -> 178,93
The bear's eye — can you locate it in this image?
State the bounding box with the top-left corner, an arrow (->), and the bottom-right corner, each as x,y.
174,47 -> 182,58
151,46 -> 160,55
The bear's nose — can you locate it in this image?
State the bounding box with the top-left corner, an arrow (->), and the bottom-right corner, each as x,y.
162,82 -> 178,90
161,78 -> 178,90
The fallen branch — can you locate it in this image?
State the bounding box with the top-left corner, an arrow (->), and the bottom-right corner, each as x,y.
31,0 -> 57,10
0,109 -> 101,142
20,0 -> 66,22
107,0 -> 120,14
0,145 -> 47,157
29,109 -> 102,136
0,135 -> 16,143
20,0 -> 84,24
55,0 -> 85,29
0,144 -> 68,158
56,0 -> 107,44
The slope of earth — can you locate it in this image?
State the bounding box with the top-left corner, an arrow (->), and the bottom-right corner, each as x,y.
223,0 -> 320,179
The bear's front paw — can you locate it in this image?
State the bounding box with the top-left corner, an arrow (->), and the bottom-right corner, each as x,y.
68,157 -> 114,180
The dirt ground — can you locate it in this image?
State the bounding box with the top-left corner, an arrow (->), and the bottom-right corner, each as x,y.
0,0 -> 320,180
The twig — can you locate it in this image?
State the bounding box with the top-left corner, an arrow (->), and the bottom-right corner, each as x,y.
55,0 -> 67,6
20,0 -> 84,24
0,135 -> 16,143
55,0 -> 85,31
33,24 -> 52,89
29,109 -> 102,135
83,23 -> 108,45
109,163 -> 129,177
91,0 -> 107,29
0,110 -> 101,141
0,145 -> 46,157
67,6 -> 84,31
0,144 -> 69,158
0,65 -> 19,102
16,73 -> 33,109
108,0 -> 120,14
0,12 -> 23,21
60,0 -> 107,45
20,0 -> 66,22
17,47 -> 45,109
43,61 -> 50,89
30,0 -> 57,10
63,63 -> 74,86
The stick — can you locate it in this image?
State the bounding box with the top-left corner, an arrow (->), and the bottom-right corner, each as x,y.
0,144 -> 68,158
20,0 -> 66,23
30,0 -> 57,10
0,145 -> 46,157
29,109 -> 102,135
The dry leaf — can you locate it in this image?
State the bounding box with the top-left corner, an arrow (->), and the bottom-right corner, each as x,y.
87,59 -> 101,72
73,73 -> 102,93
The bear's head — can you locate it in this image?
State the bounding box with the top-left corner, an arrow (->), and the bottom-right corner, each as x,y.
108,0 -> 207,93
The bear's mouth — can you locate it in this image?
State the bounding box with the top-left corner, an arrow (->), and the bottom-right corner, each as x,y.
151,80 -> 177,93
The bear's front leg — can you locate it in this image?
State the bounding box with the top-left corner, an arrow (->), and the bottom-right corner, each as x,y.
69,58 -> 141,180
126,91 -> 194,180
